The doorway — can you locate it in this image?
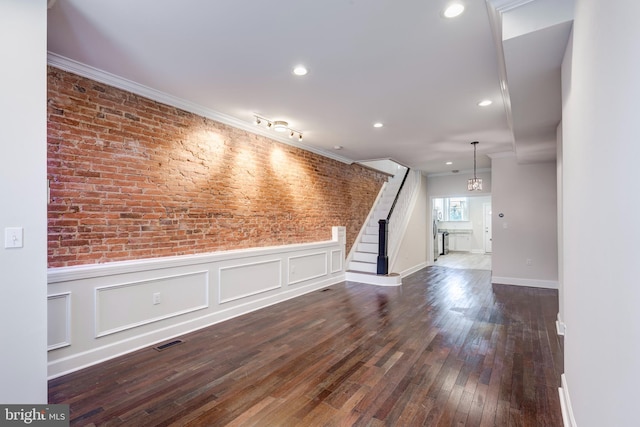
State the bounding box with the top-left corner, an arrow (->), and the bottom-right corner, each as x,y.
483,203 -> 492,253
431,195 -> 492,270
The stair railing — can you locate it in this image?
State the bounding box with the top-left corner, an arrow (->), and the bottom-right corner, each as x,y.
377,167 -> 410,275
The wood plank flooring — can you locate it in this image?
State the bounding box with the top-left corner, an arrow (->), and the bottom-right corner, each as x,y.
434,253 -> 492,271
49,266 -> 564,426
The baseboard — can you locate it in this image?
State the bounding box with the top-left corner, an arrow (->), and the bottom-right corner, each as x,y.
344,271 -> 402,286
400,261 -> 428,278
559,374 -> 577,427
491,276 -> 558,289
556,313 -> 566,336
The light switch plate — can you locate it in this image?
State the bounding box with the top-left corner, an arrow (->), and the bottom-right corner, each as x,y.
5,227 -> 23,248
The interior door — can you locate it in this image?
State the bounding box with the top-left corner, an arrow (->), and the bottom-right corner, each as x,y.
483,203 -> 492,253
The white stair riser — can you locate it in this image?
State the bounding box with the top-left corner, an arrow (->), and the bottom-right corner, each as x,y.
361,234 -> 378,244
357,242 -> 378,253
353,252 -> 377,263
348,261 -> 377,273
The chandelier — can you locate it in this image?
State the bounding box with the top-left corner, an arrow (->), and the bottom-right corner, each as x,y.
467,141 -> 483,191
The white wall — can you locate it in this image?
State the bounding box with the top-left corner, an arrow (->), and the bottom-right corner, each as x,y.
0,1 -> 48,403
561,0 -> 640,425
426,171 -> 492,197
491,156 -> 558,288
556,120 -> 565,331
392,174 -> 428,275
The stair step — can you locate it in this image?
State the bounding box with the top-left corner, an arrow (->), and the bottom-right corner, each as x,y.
365,226 -> 378,235
353,251 -> 377,263
348,261 -> 377,274
357,242 -> 378,253
361,234 -> 378,244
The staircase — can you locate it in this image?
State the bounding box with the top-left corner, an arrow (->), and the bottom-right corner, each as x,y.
345,168 -> 407,286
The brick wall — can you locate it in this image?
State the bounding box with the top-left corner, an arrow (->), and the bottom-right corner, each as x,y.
47,67 -> 387,268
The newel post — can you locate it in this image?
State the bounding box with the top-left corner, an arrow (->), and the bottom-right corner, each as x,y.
377,219 -> 389,275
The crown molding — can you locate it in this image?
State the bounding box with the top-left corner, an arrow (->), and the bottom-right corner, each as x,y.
47,52 -> 354,165
487,0 -> 536,13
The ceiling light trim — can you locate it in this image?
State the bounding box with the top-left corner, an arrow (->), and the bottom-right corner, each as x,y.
47,52 -> 352,164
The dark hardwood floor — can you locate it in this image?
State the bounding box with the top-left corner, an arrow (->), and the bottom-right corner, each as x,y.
49,266 -> 564,426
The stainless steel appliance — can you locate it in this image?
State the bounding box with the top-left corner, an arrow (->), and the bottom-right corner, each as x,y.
442,231 -> 449,255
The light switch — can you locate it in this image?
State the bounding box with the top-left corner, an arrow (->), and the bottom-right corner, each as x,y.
5,227 -> 23,248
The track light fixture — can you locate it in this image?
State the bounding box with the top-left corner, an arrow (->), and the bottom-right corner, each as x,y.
253,115 -> 304,142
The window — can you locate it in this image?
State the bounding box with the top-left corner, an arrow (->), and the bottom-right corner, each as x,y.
433,197 -> 469,222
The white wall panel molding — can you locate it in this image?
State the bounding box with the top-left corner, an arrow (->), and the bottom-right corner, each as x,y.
288,252 -> 328,285
48,240 -> 338,284
491,276 -> 558,289
331,250 -> 343,273
95,271 -> 209,338
47,292 -> 71,351
47,234 -> 345,378
218,259 -> 281,304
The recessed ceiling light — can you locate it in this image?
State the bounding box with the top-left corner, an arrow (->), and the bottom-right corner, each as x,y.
373,122 -> 384,128
446,161 -> 453,165
478,99 -> 492,107
443,3 -> 465,18
293,65 -> 308,76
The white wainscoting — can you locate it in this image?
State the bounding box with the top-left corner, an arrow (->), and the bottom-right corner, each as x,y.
47,227 -> 346,379
47,292 -> 71,351
219,260 -> 281,304
288,252 -> 327,285
95,271 -> 209,337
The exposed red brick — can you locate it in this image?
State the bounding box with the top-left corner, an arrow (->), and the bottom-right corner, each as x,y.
47,66 -> 387,267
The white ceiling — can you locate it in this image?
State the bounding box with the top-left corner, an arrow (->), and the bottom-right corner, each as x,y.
46,0 -> 573,175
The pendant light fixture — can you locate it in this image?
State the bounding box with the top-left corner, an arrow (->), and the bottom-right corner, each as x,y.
467,141 -> 483,191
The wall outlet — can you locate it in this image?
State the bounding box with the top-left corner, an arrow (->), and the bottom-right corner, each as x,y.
153,292 -> 161,305
526,258 -> 533,266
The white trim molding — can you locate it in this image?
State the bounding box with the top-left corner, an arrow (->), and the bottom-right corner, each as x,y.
400,261 -> 429,278
487,0 -> 536,13
559,374 -> 577,427
491,276 -> 559,289
47,53 -> 353,165
556,312 -> 566,336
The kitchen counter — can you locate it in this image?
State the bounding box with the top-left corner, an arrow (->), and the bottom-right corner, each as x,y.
438,229 -> 473,234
